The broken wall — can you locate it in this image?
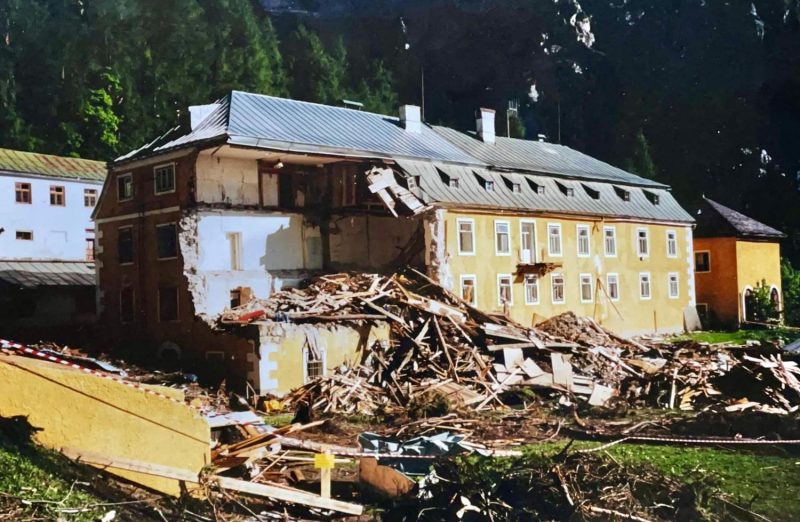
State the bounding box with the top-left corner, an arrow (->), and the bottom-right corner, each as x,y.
328,214 -> 422,272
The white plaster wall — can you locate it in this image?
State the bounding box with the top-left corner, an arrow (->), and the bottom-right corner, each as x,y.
195,155 -> 260,206
183,210 -> 322,317
0,173 -> 101,261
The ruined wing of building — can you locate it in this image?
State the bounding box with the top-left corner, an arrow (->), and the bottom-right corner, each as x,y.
0,148 -> 106,329
94,91 -> 695,394
693,197 -> 785,328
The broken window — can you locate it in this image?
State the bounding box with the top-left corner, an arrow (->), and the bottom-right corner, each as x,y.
118,226 -> 133,264
695,251 -> 710,272
460,275 -> 477,306
668,273 -> 679,298
84,188 -> 97,207
524,275 -> 539,305
548,224 -> 562,256
637,228 -> 649,257
230,289 -> 242,308
120,287 -> 134,323
580,274 -> 593,303
154,164 -> 176,194
577,225 -> 590,257
604,227 -> 617,256
639,273 -> 652,300
118,173 -> 133,201
495,220 -> 511,255
156,223 -> 178,259
497,274 -> 513,306
15,182 -> 31,204
15,230 -> 33,241
50,185 -> 65,206
606,273 -> 620,301
666,230 -> 678,258
457,219 -> 475,255
158,286 -> 179,322
551,273 -> 565,304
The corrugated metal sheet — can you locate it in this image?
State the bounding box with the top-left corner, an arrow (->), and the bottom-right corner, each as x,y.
397,159 -> 693,223
432,126 -> 666,188
0,261 -> 95,289
0,148 -> 106,181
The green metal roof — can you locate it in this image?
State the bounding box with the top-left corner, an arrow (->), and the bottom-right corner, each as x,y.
0,148 -> 106,182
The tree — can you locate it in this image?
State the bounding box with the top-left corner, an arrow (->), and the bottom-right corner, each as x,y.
782,259 -> 800,326
354,61 -> 398,115
624,129 -> 659,180
283,25 -> 349,105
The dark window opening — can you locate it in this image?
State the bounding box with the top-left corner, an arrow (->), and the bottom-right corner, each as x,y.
156,223 -> 178,259
555,181 -> 574,197
117,175 -> 133,201
644,190 -> 661,205
614,186 -> 631,201
695,252 -> 710,273
159,286 -> 179,322
526,179 -> 545,194
118,227 -> 133,264
16,231 -> 33,241
230,289 -> 242,308
15,182 -> 31,204
582,184 -> 600,199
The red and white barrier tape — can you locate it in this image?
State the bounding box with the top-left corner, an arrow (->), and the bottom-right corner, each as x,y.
0,338 -> 198,411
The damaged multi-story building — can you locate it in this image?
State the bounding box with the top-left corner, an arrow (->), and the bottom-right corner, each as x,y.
93,91 -> 695,393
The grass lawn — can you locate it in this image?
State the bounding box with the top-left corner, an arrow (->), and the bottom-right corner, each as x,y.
528,441 -> 800,521
676,327 -> 800,345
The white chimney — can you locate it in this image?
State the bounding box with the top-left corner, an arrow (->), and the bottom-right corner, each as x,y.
189,104 -> 220,130
476,108 -> 496,144
399,104 -> 422,133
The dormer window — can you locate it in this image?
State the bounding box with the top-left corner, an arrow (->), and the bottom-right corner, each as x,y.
450,178 -> 460,189
644,190 -> 660,205
556,181 -> 574,197
614,186 -> 631,201
582,184 -> 600,200
502,176 -> 523,193
436,167 -> 450,185
485,180 -> 495,191
512,183 -> 522,193
527,179 -> 546,194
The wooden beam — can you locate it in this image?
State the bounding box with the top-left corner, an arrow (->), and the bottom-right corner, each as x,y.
214,476 -> 363,515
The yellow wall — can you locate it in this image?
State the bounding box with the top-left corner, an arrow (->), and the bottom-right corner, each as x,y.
259,322 -> 390,394
0,355 -> 210,496
444,210 -> 693,336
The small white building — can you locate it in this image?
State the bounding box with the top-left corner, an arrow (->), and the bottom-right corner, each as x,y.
0,148 -> 106,329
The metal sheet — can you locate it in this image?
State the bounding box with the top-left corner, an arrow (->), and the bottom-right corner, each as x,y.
0,148 -> 106,181
0,261 -> 95,289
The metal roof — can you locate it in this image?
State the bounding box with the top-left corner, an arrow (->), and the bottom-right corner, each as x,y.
432,126 -> 666,188
118,92 -> 482,165
695,198 -> 784,239
397,159 -> 693,223
0,261 -> 96,289
0,148 -> 106,182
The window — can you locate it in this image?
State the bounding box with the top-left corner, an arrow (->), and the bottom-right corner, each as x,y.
223,232 -> 242,270
556,181 -> 575,197
450,178 -> 460,189
84,188 -> 97,207
614,186 -> 631,201
50,185 -> 65,206
460,275 -> 477,306
85,236 -> 95,261
158,286 -> 179,322
520,221 -> 537,264
666,230 -> 678,258
524,275 -> 540,305
548,224 -> 562,256
695,251 -> 710,272
497,274 -> 513,306
696,303 -> 709,325
120,287 -> 134,324
15,182 -> 31,204
639,273 -> 652,300
668,273 -> 679,299
485,180 -> 495,191
511,182 -> 522,193
118,226 -> 133,264
580,274 -> 593,303
527,179 -> 545,194
644,190 -> 661,205
117,173 -> 133,201
636,228 -> 650,257
582,184 -> 600,199
15,230 -> 33,241
606,273 -> 620,301
604,227 -> 617,257
156,223 -> 178,259
303,345 -> 326,383
495,220 -> 511,255
551,273 -> 565,304
457,219 -> 475,255
577,225 -> 590,257
154,164 -> 176,194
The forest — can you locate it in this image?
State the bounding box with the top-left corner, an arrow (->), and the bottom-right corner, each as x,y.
2,0 -> 800,258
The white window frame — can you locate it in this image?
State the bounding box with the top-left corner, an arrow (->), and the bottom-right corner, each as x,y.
302,345 -> 327,384
666,229 -> 678,258
524,275 -> 540,305
606,273 -> 620,302
668,272 -> 680,299
456,218 -> 476,256
547,223 -> 562,257
494,220 -> 511,256
117,173 -> 133,202
153,163 -> 176,195
497,273 -> 513,306
576,224 -> 591,257
226,231 -> 243,270
636,227 -> 650,258
603,226 -> 617,257
639,272 -> 652,300
156,222 -> 179,261
519,219 -> 538,264
695,250 -> 711,273
579,273 -> 593,303
460,274 -> 478,306
551,273 -> 565,304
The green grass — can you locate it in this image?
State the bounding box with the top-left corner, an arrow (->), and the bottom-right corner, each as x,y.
527,441 -> 800,520
676,327 -> 800,345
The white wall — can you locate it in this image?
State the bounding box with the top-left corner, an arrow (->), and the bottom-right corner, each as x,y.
0,173 -> 101,261
196,155 -> 261,206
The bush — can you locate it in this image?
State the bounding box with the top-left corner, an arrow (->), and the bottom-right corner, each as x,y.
782,259 -> 800,326
747,279 -> 780,323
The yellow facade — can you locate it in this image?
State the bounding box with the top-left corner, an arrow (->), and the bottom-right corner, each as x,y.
694,237 -> 781,326
444,209 -> 693,336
